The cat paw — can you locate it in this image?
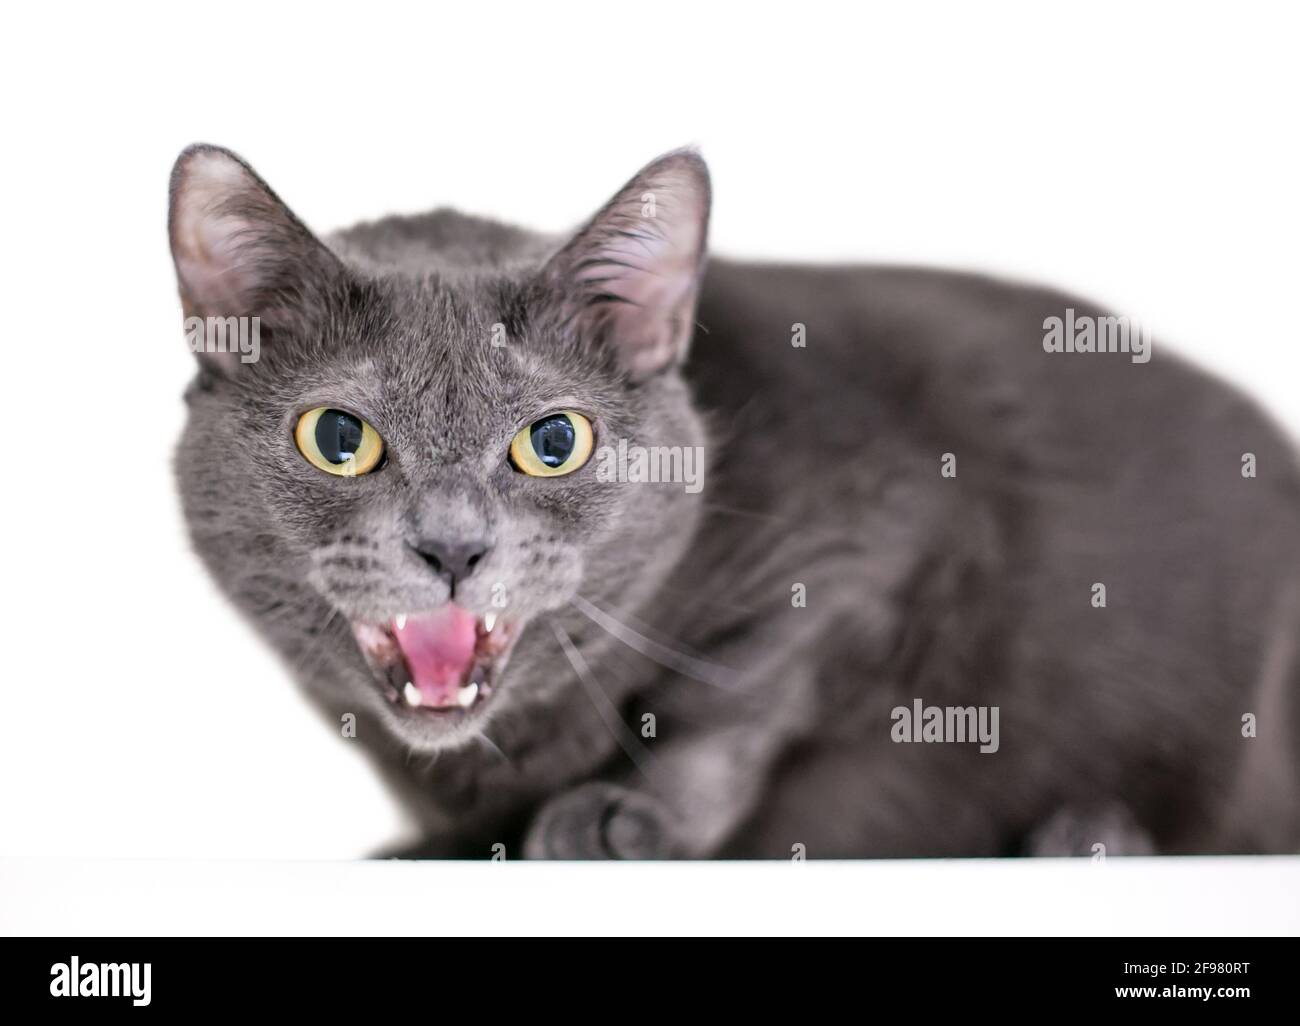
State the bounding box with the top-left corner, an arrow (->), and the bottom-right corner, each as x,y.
1025,802 -> 1157,856
524,783 -> 683,859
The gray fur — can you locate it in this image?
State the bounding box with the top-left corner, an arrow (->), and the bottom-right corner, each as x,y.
170,144 -> 1300,858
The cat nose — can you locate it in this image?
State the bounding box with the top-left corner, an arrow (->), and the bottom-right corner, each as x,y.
411,538 -> 489,592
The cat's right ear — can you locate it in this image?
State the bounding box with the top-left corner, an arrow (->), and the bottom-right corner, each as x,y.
168,144 -> 343,375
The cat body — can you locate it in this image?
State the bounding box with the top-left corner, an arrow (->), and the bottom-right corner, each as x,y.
170,146 -> 1300,858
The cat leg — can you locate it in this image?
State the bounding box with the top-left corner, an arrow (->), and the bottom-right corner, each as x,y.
1024,802 -> 1157,856
522,782 -> 681,859
523,722 -> 789,859
524,613 -> 829,859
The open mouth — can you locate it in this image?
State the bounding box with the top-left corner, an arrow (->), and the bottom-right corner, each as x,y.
350,604 -> 517,715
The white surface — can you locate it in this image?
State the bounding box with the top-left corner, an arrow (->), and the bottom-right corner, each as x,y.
3,857 -> 1298,936
0,1 -> 1298,882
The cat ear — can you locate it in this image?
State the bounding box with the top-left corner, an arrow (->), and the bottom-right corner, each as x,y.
168,144 -> 342,374
543,150 -> 710,381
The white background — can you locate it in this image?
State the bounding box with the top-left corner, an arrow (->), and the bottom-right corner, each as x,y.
4,857 -> 1298,935
1,1 -> 1297,930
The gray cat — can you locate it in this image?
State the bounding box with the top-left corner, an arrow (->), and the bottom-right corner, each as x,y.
169,144 -> 1300,858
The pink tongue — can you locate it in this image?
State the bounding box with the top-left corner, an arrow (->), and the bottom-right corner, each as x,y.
392,605 -> 477,706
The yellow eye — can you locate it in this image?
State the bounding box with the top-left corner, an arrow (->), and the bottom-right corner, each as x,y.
509,410 -> 594,477
294,407 -> 385,477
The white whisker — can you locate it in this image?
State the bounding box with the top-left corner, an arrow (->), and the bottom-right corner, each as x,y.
570,594 -> 744,690
551,621 -> 655,776
476,729 -> 512,767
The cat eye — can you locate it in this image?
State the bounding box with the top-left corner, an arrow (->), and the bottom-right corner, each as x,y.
509,410 -> 594,477
294,407 -> 385,477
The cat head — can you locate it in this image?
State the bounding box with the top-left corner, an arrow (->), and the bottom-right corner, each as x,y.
169,145 -> 711,751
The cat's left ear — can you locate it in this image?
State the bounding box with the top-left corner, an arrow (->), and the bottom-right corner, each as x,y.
168,144 -> 344,374
543,150 -> 710,381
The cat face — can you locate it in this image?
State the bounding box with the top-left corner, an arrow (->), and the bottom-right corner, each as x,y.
170,146 -> 710,750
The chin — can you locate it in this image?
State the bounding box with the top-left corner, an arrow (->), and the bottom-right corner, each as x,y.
369,684 -> 508,750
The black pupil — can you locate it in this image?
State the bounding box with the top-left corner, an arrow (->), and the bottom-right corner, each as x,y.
530,414 -> 575,468
315,409 -> 364,465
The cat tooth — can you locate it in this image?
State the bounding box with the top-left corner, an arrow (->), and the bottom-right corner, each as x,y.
456,682 -> 479,709
483,611 -> 497,633
402,682 -> 422,707
395,614 -> 407,631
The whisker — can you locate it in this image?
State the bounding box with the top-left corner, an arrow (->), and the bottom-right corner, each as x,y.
319,606 -> 342,636
551,621 -> 654,777
652,579 -> 759,617
570,594 -> 744,690
476,729 -> 513,767
700,502 -> 789,526
420,746 -> 444,775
